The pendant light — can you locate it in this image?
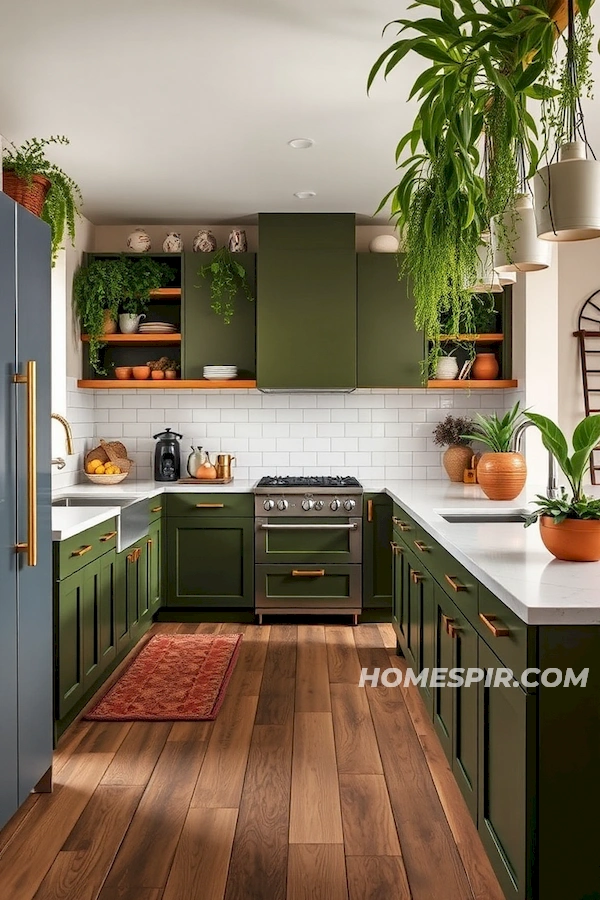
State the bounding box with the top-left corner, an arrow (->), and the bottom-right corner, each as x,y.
533,0 -> 600,241
492,194 -> 553,271
467,234 -> 504,293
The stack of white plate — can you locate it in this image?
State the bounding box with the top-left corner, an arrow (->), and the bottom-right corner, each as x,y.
203,365 -> 238,381
139,322 -> 178,334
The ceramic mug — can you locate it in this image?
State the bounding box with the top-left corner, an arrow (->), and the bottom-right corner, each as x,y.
119,313 -> 146,334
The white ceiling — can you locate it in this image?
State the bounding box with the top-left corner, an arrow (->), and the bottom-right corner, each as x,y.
1,1 -> 598,225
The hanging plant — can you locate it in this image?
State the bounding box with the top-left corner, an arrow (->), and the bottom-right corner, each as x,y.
196,247 -> 253,324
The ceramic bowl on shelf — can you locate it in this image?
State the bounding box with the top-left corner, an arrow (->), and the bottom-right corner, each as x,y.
151,370 -> 165,380
114,366 -> 133,380
132,366 -> 151,380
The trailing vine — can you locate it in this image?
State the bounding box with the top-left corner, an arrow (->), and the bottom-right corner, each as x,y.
196,247 -> 253,324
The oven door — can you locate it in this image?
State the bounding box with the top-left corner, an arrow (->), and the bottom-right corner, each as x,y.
255,516 -> 362,565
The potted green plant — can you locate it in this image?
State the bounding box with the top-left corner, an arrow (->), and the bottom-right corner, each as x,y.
196,247 -> 253,324
119,256 -> 175,331
2,136 -> 82,263
523,412 -> 600,560
462,402 -> 526,500
433,416 -> 474,483
432,346 -> 460,381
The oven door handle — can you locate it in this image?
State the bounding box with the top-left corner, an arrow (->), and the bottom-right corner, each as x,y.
259,523 -> 358,531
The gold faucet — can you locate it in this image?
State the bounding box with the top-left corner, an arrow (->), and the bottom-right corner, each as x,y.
51,414 -> 75,469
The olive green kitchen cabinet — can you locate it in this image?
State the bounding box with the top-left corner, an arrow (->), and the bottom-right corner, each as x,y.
362,494 -> 392,610
147,517 -> 163,615
357,254 -> 424,387
182,252 -> 256,379
166,516 -> 254,609
257,213 -> 357,390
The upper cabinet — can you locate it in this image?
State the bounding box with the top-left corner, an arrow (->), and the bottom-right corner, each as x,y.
357,253 -> 424,388
257,213 -> 357,390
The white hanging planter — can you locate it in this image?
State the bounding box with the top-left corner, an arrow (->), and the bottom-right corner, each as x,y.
497,269 -> 517,286
533,142 -> 600,242
467,236 -> 504,293
491,194 -> 552,272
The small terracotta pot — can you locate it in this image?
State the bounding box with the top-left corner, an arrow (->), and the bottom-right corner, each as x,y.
539,516 -> 600,561
151,370 -> 165,380
132,366 -> 151,380
471,352 -> 499,380
164,369 -> 178,380
114,366 -> 133,380
103,310 -> 118,335
443,445 -> 473,483
477,452 -> 527,501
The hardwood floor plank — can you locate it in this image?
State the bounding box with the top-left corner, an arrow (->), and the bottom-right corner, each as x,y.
162,807 -> 238,900
167,721 -> 213,743
339,775 -> 401,856
33,785 -> 144,900
325,626 -> 362,685
190,692 -> 259,808
0,795 -> 41,860
346,856 -> 411,900
353,625 -> 393,671
377,623 -> 397,649
366,686 -> 474,900
97,739 -> 208,896
255,624 -> 297,726
296,626 -> 331,713
287,844 -> 348,900
224,724 -> 292,900
53,721 -> 93,775
100,723 -> 171,785
289,712 -> 344,845
195,622 -> 222,634
176,623 -> 203,634
0,753 -> 113,899
239,624 -> 271,671
330,684 -> 383,775
75,722 -> 132,754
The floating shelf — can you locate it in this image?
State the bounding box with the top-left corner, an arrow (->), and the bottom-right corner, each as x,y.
77,379 -> 257,390
149,287 -> 182,300
427,379 -> 518,389
437,333 -> 504,343
81,334 -> 181,346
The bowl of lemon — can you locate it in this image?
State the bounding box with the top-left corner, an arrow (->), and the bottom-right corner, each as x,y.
85,457 -> 129,485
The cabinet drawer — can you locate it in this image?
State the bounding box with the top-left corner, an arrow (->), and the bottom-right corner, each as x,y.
166,492 -> 253,518
477,585 -> 534,681
54,518 -> 118,580
416,540 -> 478,625
148,497 -> 164,522
256,564 -> 361,611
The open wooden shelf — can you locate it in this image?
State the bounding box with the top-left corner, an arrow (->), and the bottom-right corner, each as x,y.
149,287 -> 181,300
427,379 -> 518,389
77,379 -> 257,390
438,333 -> 504,343
81,334 -> 181,346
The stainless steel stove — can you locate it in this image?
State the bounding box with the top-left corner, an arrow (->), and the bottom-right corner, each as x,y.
254,476 -> 364,624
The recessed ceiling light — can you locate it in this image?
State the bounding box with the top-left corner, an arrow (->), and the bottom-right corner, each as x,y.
294,191 -> 316,200
288,138 -> 314,149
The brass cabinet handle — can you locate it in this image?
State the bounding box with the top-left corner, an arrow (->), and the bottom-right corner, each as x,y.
367,499 -> 373,522
411,570 -> 425,584
71,544 -> 92,558
100,531 -> 117,542
389,540 -> 403,556
151,505 -> 162,513
292,569 -> 325,577
445,573 -> 468,592
147,538 -> 153,547
392,516 -> 411,532
195,503 -> 225,509
413,540 -> 430,553
479,613 -> 510,637
448,623 -> 459,639
441,613 -> 454,634
14,360 -> 37,566
127,547 -> 142,564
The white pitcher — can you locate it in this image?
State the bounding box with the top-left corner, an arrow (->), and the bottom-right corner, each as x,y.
119,313 -> 146,334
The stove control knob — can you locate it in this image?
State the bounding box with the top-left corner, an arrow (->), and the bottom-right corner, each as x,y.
263,499 -> 275,511
302,498 -> 314,511
343,499 -> 356,511
277,499 -> 289,511
314,500 -> 324,511
330,499 -> 341,511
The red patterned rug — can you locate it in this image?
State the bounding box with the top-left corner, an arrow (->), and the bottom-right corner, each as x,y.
85,633 -> 243,721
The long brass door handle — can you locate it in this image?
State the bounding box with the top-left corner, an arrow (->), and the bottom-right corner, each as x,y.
367,499 -> 373,522
100,531 -> 117,542
71,545 -> 92,558
445,574 -> 468,592
196,503 -> 224,509
292,569 -> 325,577
413,540 -> 430,553
479,613 -> 510,637
14,360 -> 37,566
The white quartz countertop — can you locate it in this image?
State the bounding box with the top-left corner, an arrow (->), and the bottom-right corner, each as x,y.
375,480 -> 600,627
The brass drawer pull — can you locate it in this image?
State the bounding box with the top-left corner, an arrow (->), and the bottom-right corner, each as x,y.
444,573 -> 468,592
413,540 -> 429,553
367,499 -> 374,522
195,503 -> 225,509
479,613 -> 510,637
392,516 -> 411,532
389,540 -> 403,556
151,505 -> 163,513
411,570 -> 425,584
71,544 -> 92,558
147,538 -> 153,548
127,547 -> 142,564
441,613 -> 454,634
292,569 -> 325,577
100,531 -> 117,542
448,623 -> 459,639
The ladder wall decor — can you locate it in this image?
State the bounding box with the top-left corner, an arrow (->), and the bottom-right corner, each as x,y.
575,289 -> 600,484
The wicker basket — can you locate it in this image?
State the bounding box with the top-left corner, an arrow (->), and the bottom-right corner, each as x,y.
85,472 -> 129,485
2,171 -> 51,217
85,440 -> 133,475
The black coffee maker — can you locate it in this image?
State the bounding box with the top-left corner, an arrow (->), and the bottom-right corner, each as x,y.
153,428 -> 183,482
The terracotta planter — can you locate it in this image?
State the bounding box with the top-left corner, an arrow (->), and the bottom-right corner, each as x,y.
164,370 -> 178,380
539,516 -> 600,561
471,352 -> 499,380
132,366 -> 151,380
103,310 -> 118,335
2,170 -> 51,216
114,367 -> 132,380
151,370 -> 165,380
443,445 -> 473,483
477,452 -> 527,501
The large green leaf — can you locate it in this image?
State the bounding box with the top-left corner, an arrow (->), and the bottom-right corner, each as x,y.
524,413 -> 570,475
572,414 -> 600,453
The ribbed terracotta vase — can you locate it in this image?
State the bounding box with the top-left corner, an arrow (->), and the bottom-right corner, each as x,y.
477,452 -> 526,501
103,310 -> 118,334
471,353 -> 499,380
443,445 -> 473,483
539,517 -> 600,561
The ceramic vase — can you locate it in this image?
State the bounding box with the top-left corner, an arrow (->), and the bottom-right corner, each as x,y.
443,445 -> 473,483
369,234 -> 399,253
471,353 -> 499,380
163,232 -> 183,253
127,227 -> 152,252
228,229 -> 248,252
434,356 -> 459,380
193,230 -> 217,252
477,452 -> 527,501
119,313 -> 146,334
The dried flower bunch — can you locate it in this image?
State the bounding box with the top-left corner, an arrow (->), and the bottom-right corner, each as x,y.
147,357 -> 179,372
433,415 -> 475,448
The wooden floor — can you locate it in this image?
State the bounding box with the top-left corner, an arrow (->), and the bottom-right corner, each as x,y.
0,622 -> 505,900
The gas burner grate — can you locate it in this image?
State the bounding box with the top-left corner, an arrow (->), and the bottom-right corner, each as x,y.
256,475 -> 362,489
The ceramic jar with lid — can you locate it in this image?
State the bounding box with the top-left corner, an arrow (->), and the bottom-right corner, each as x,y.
193,230 -> 217,252
163,232 -> 183,253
